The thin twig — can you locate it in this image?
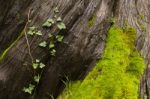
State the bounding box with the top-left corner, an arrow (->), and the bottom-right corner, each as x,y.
24,9 -> 34,63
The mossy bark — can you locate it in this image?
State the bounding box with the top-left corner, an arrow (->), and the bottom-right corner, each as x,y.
58,26 -> 145,99
0,0 -> 149,99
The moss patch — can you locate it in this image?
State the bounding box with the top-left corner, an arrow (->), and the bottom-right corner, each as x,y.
58,26 -> 145,99
0,31 -> 24,61
88,14 -> 97,28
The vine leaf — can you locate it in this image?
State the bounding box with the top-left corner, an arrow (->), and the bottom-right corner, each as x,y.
47,19 -> 55,24
39,63 -> 45,68
42,19 -> 55,27
56,35 -> 64,42
54,7 -> 59,13
48,33 -> 53,38
49,43 -> 55,49
42,22 -> 52,27
29,26 -> 36,31
57,22 -> 66,30
51,49 -> 56,56
27,31 -> 34,35
35,31 -> 42,36
23,84 -> 35,94
27,26 -> 36,35
36,59 -> 40,63
32,63 -> 39,69
34,75 -> 40,83
57,17 -> 62,22
39,41 -> 47,47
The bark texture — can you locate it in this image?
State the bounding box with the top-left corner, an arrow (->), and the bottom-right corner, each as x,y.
0,0 -> 149,99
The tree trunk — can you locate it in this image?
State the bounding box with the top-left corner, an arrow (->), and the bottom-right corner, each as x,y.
0,0 -> 149,99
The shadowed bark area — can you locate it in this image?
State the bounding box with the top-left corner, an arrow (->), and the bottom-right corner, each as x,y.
0,0 -> 149,99
0,0 -> 33,54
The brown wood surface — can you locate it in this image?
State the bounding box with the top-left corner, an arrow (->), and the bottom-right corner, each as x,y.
0,0 -> 149,99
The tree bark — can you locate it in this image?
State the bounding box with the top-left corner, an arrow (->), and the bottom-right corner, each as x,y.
0,0 -> 149,99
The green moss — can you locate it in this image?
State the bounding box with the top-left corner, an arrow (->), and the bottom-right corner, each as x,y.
139,13 -> 145,20
137,19 -> 146,32
88,14 -> 97,28
58,26 -> 145,99
0,31 -> 24,61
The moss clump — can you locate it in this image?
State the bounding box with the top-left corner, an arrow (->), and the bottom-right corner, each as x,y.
88,14 -> 97,28
58,26 -> 145,99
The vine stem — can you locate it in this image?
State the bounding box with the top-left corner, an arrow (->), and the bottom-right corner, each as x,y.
24,9 -> 34,63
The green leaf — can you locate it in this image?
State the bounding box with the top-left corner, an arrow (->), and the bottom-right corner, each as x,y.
27,31 -> 34,35
23,84 -> 35,94
29,26 -> 36,31
56,35 -> 64,42
34,75 -> 40,83
57,17 -> 62,22
23,88 -> 31,94
39,41 -> 47,47
47,19 -> 55,24
51,49 -> 56,56
35,31 -> 42,36
49,43 -> 55,49
39,63 -> 45,68
42,19 -> 55,27
27,26 -> 37,35
32,63 -> 39,69
57,22 -> 66,30
42,21 -> 52,27
36,59 -> 40,63
48,33 -> 53,38
54,7 -> 59,13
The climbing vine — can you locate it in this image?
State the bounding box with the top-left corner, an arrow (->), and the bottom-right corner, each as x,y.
22,7 -> 66,96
